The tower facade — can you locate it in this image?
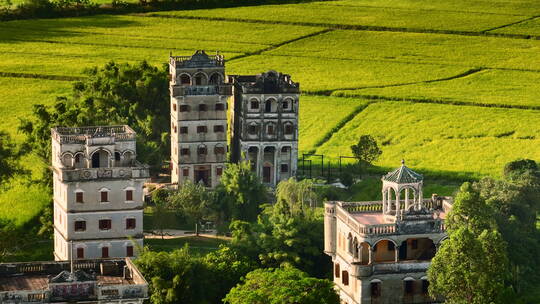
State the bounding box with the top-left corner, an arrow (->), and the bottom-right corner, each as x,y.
51,126 -> 148,261
229,71 -> 299,186
169,50 -> 231,188
324,162 -> 452,304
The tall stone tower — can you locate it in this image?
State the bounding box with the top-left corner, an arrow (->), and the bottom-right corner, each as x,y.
51,125 -> 149,261
229,71 -> 300,186
169,50 -> 231,188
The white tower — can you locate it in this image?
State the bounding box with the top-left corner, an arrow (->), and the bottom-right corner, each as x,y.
51,125 -> 149,261
169,50 -> 232,188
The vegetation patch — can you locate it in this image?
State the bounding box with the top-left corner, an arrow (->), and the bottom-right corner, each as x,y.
0,181 -> 50,226
315,101 -> 540,179
145,236 -> 229,255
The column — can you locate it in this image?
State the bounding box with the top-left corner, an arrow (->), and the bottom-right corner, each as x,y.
369,247 -> 374,265
273,146 -> 278,186
395,190 -> 400,214
382,190 -> 387,214
395,245 -> 399,262
405,188 -> 409,210
418,188 -> 423,210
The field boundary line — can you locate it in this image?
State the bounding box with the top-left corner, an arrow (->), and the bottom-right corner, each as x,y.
0,72 -> 83,81
227,28 -> 333,62
307,101 -> 376,153
482,15 -> 540,33
322,93 -> 540,111
140,13 -> 540,41
306,68 -> 487,96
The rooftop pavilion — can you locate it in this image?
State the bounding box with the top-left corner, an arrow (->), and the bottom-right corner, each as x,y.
51,125 -> 136,145
169,50 -> 225,68
0,258 -> 148,303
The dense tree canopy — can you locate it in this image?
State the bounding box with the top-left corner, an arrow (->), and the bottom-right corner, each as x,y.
230,179 -> 329,277
168,181 -> 215,235
0,131 -> 22,184
18,61 -> 169,183
429,160 -> 540,303
215,160 -> 267,223
223,267 -> 339,304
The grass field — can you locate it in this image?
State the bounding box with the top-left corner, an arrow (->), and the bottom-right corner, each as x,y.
0,180 -> 50,226
1,0 -> 540,225
145,236 -> 228,256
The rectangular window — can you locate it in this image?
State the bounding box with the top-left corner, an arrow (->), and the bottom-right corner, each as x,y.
76,192 -> 83,203
180,148 -> 190,156
180,126 -> 188,134
99,219 -> 111,231
74,221 -> 86,232
199,104 -> 208,112
411,239 -> 418,250
214,125 -> 225,133
405,280 -> 414,295
126,218 -> 136,230
126,190 -> 133,201
216,167 -> 223,176
371,282 -> 381,298
101,247 -> 109,258
284,124 -> 293,135
281,164 -> 289,173
76,247 -> 84,259
248,125 -> 258,135
267,125 -> 275,135
341,271 -> 349,286
100,191 -> 108,203
197,126 -> 208,133
179,105 -> 189,112
215,103 -> 225,111
282,101 -> 289,109
183,168 -> 189,177
334,263 -> 340,278
126,245 -> 134,257
172,103 -> 177,111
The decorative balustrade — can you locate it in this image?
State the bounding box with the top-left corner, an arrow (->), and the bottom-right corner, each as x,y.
170,55 -> 224,67
171,85 -> 231,96
57,165 -> 150,182
52,125 -> 136,144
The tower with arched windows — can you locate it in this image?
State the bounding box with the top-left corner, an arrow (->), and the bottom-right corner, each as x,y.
51,125 -> 149,261
169,50 -> 231,187
228,70 -> 300,186
324,161 -> 452,304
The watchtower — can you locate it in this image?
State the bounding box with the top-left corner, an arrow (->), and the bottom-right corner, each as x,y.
169,50 -> 231,188
51,125 -> 149,261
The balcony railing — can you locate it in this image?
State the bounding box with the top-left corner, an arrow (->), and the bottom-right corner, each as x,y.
352,261 -> 430,277
170,85 -> 232,96
56,164 -> 150,182
52,126 -> 136,144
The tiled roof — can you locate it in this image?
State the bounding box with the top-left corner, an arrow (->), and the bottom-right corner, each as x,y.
382,160 -> 423,183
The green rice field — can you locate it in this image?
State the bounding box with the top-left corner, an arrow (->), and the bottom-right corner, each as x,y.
2,0 -> 540,224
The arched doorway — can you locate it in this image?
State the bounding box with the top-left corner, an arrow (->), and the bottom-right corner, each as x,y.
91,150 -> 109,168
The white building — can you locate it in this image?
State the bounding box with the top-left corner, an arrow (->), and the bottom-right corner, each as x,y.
169,50 -> 232,188
324,161 -> 452,304
228,71 -> 299,186
51,125 -> 149,261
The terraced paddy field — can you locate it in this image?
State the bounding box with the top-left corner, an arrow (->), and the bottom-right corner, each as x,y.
1,0 -> 540,224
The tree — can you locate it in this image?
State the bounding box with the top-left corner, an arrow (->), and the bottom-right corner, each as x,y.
230,179 -> 329,277
202,245 -> 256,304
135,246 -> 208,304
0,219 -> 19,262
223,267 -> 339,304
0,131 -> 23,185
168,180 -> 215,235
216,160 -> 267,223
18,61 -> 169,184
350,135 -> 382,170
151,188 -> 174,239
428,182 -> 510,304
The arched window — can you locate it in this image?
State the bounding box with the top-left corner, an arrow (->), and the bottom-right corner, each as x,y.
209,73 -> 221,85
284,123 -> 294,135
198,145 -> 207,155
199,104 -> 208,112
281,146 -> 290,153
371,280 -> 382,298
114,152 -> 121,162
265,99 -> 274,113
248,123 -> 259,135
266,123 -> 275,135
194,73 -> 207,85
74,153 -> 84,168
214,145 -> 225,155
250,99 -> 260,110
91,149 -> 110,168
62,153 -> 73,167
180,74 -> 190,85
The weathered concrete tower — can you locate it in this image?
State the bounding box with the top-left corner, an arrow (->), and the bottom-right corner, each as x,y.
51,125 -> 148,261
169,50 -> 231,188
228,71 -> 300,186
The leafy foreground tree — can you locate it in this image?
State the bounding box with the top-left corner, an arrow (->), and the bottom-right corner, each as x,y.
168,180 -> 215,235
350,134 -> 382,171
19,61 -> 169,184
136,245 -> 254,304
224,267 -> 339,304
215,160 -> 267,223
428,161 -> 540,304
230,178 -> 329,277
0,131 -> 23,184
